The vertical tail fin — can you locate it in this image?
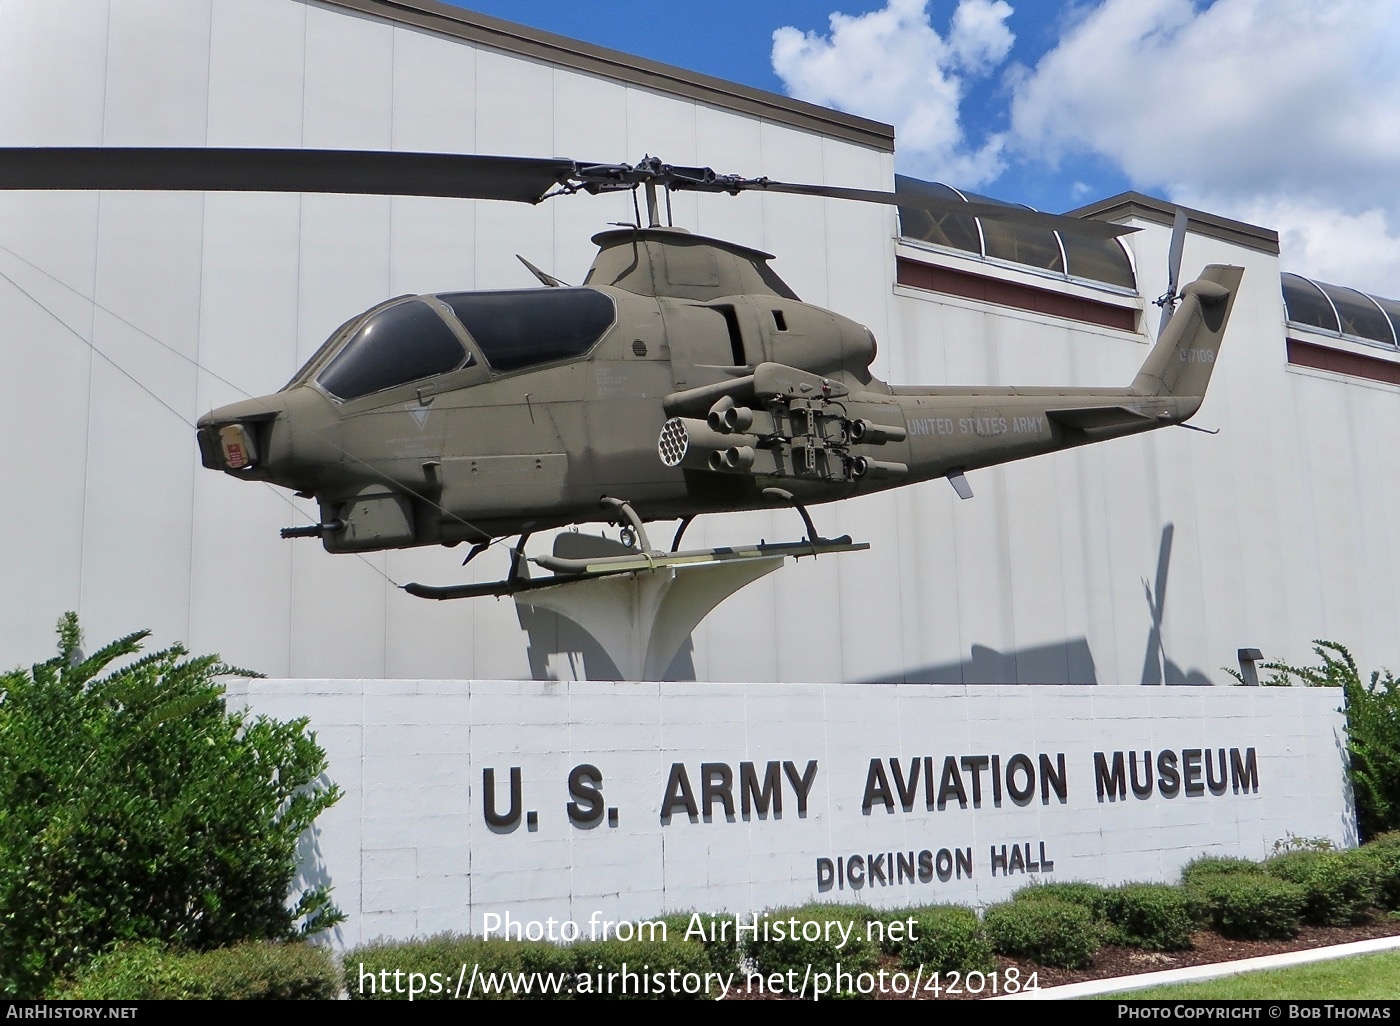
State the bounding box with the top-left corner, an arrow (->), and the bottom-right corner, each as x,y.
1131,265 -> 1243,410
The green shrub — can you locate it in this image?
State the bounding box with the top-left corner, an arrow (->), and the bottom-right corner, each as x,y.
894,905 -> 995,973
1099,883 -> 1195,950
192,942 -> 338,999
568,937 -> 712,1000
347,934 -> 569,1000
747,904 -> 879,981
0,614 -> 342,997
1179,855 -> 1263,885
1011,881 -> 1110,918
60,942 -> 337,1000
657,912 -> 742,974
983,899 -> 1098,968
1351,834 -> 1400,910
349,932 -> 714,1000
517,940 -> 578,996
1271,832 -> 1336,856
1189,875 -> 1306,939
1265,851 -> 1377,925
1250,643 -> 1400,841
55,943 -> 200,1000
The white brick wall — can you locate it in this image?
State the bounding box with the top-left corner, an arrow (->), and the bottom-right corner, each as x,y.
226,679 -> 1353,948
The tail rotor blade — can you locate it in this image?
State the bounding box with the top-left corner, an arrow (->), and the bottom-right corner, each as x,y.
1166,207 -> 1188,292
1156,207 -> 1190,336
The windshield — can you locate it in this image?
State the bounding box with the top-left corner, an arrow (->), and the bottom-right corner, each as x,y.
317,299 -> 469,401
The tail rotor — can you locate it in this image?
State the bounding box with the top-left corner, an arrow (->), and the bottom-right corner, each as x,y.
1153,207 -> 1190,337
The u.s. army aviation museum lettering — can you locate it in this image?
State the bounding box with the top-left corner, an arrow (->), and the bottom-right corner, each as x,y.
224,679 -> 1344,946
477,746 -> 1260,892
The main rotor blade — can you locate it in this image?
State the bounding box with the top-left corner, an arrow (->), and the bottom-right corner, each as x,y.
741,179 -> 1137,239
0,148 -> 579,203
0,147 -> 1137,239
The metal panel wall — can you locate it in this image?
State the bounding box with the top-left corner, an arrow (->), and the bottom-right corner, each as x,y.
1,0 -> 1397,685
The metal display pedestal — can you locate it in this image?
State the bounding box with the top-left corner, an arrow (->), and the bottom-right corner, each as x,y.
514,555 -> 787,681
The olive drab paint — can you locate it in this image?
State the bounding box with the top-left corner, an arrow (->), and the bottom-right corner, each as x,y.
194,226 -> 1242,587
0,146 -> 1239,598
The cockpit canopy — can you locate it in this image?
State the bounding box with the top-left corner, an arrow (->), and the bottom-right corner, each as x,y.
317,298 -> 468,401
314,287 -> 616,401
438,287 -> 615,371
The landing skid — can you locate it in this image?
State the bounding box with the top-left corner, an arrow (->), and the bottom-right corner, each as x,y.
403,497 -> 867,679
402,496 -> 866,601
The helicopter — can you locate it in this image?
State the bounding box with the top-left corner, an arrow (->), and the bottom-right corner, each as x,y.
1,148 -> 1241,599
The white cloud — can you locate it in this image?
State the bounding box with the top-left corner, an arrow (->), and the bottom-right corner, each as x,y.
1011,0 -> 1400,198
771,0 -> 1400,292
949,0 -> 1016,72
1180,193 -> 1400,296
771,0 -> 1013,186
1009,0 -> 1400,293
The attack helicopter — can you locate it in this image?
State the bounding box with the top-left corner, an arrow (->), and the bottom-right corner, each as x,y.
0,148 -> 1241,599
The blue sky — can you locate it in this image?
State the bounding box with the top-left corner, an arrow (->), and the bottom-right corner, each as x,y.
447,1 -> 1400,295
451,1 -> 1125,208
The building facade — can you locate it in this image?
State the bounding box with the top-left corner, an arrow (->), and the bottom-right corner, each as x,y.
2,0 -> 1396,685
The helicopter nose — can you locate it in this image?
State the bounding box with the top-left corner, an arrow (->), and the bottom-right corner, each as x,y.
197,395 -> 284,475
197,387 -> 343,490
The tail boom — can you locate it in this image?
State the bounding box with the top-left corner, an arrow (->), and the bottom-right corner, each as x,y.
884,264 -> 1244,490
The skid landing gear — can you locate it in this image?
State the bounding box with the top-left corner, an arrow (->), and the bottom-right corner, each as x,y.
402,497 -> 867,679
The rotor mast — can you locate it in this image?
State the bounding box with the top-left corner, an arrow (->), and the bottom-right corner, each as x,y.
644,179 -> 661,228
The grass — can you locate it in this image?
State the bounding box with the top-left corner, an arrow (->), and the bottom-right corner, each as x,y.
1097,950 -> 1400,1000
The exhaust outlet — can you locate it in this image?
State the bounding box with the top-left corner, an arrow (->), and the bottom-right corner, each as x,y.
852,456 -> 909,479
